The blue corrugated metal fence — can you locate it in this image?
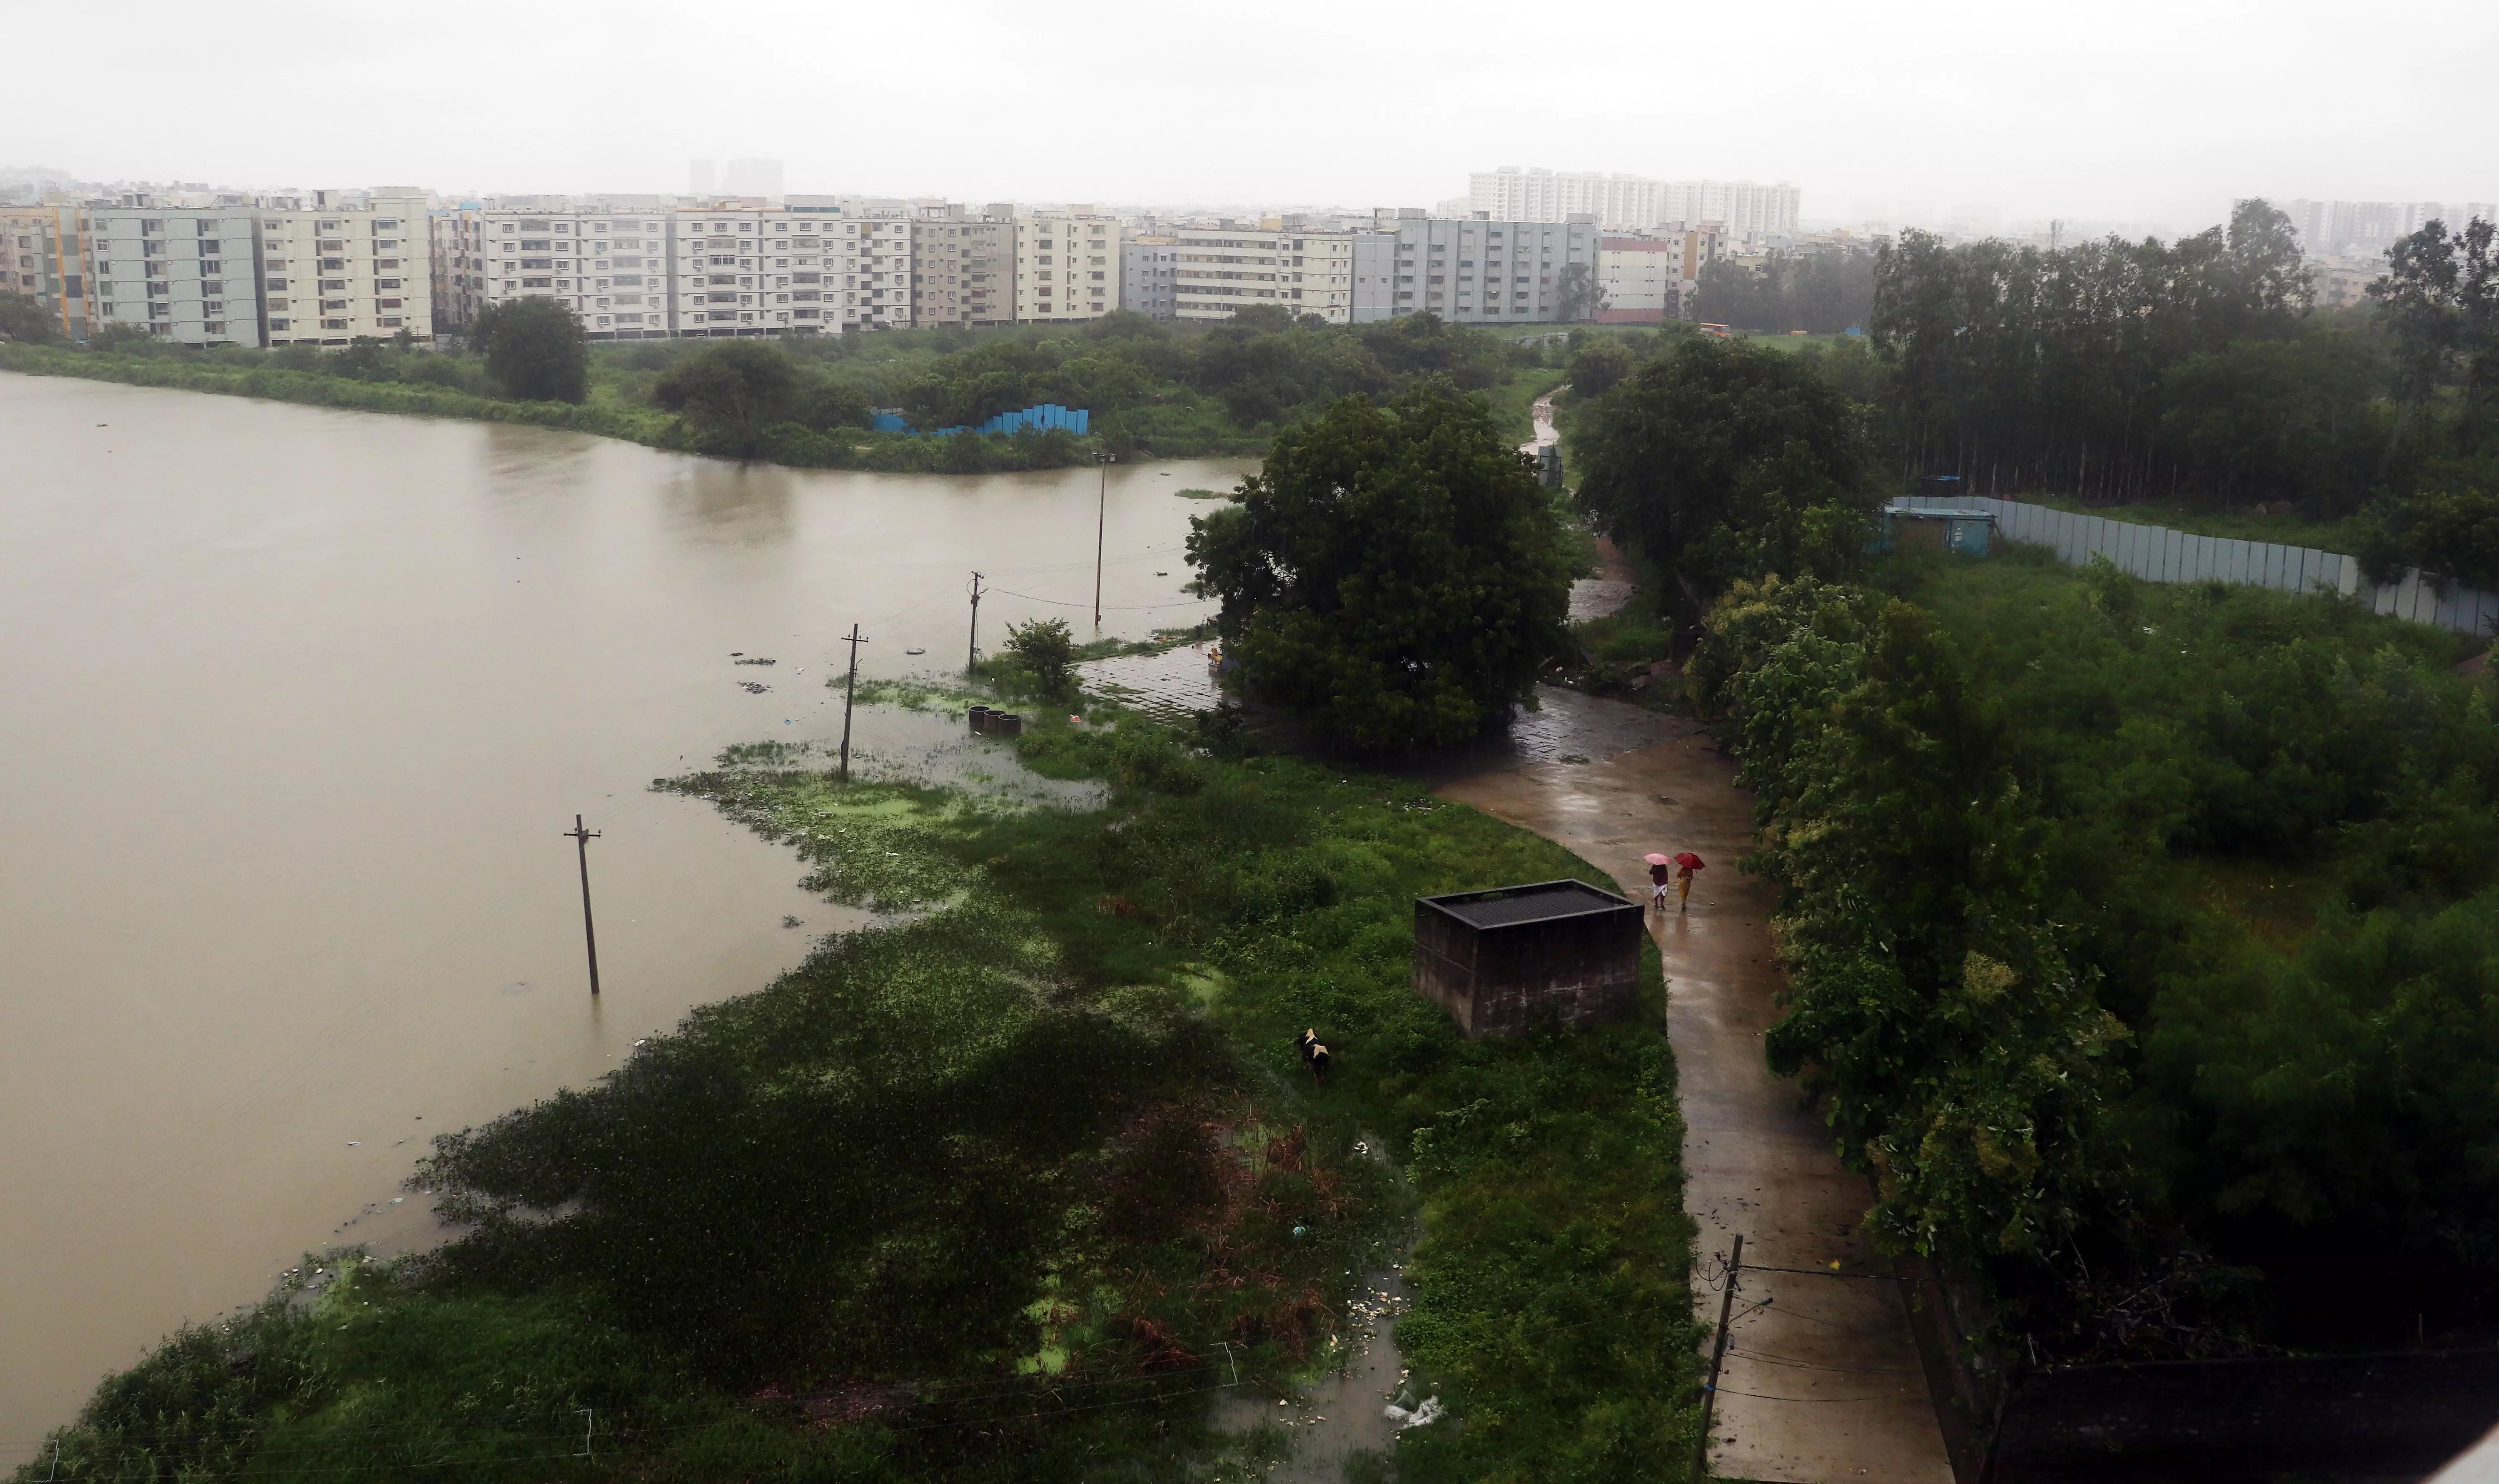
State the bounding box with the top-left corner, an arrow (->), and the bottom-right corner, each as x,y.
868,403 -> 1090,438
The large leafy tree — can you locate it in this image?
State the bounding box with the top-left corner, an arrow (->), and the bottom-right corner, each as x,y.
472,297 -> 588,404
0,291 -> 57,343
656,341 -> 799,457
1186,382 -> 1571,751
1572,336 -> 1875,607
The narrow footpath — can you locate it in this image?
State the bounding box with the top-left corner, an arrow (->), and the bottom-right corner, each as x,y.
1438,718 -> 1953,1483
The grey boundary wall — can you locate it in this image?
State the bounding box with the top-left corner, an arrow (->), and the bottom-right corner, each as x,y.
1968,496 -> 2499,638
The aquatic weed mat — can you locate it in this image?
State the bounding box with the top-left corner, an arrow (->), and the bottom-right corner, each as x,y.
22,719 -> 1700,1484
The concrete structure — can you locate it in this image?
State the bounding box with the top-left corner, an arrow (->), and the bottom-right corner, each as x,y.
1013,207 -> 1117,323
429,208 -> 484,331
1171,222 -> 1354,322
1121,234 -> 1178,319
3,201 -> 92,340
478,207 -> 669,337
1352,214 -> 1598,323
257,190 -> 431,344
1412,880 -> 1643,1038
90,200 -> 263,347
1278,225 -> 1354,322
1594,227 -> 1726,323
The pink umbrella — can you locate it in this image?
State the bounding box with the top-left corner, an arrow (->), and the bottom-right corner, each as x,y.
1644,853 -> 1673,866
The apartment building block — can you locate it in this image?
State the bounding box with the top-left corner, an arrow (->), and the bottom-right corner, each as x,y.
1013,207 -> 1118,323
429,208 -> 484,331
1352,215 -> 1599,323
258,190 -> 431,344
479,207 -> 669,337
1175,223 -> 1357,322
1594,227 -> 1726,323
1121,235 -> 1178,319
2,201 -> 92,340
908,206 -> 1012,327
1470,170 -> 1799,244
90,201 -> 264,347
1659,181 -> 1798,244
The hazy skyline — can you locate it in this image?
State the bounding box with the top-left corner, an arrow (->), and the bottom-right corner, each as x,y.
11,0 -> 2495,231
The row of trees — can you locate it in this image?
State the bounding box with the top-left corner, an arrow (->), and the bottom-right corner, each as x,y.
1859,199 -> 2499,517
1691,249 -> 1877,334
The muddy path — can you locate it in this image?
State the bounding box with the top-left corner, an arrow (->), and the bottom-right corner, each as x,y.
1437,713 -> 1952,1484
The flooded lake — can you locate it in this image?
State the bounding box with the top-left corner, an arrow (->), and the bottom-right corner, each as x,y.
0,372 -> 1250,1450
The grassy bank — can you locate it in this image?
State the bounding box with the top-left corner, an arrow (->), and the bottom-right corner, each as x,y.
2,311 -> 1569,474
20,709 -> 1699,1482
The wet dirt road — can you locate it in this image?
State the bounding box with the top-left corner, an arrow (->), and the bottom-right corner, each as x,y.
1438,720 -> 1952,1484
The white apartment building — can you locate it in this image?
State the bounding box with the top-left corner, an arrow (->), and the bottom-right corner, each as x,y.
1352,215 -> 1599,324
258,190 -> 431,344
1470,169 -> 1800,244
429,208 -> 484,331
1594,228 -> 1726,323
1472,168 -> 1666,231
1660,181 -> 1798,244
3,201 -> 92,340
1013,207 -> 1118,323
2282,198 -> 2499,259
1174,222 -> 1352,323
783,197 -> 917,331
478,207 -> 669,337
90,200 -> 263,347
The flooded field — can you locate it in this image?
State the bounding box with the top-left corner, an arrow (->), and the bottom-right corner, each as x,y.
0,372 -> 1250,1450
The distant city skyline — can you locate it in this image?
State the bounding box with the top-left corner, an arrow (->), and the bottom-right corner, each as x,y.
6,0 -> 2493,232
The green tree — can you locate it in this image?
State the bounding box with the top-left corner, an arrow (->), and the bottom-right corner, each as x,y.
1572,336 -> 1875,606
655,342 -> 799,456
0,292 -> 57,344
1554,262 -> 1606,322
1000,617 -> 1078,703
1186,382 -> 1571,751
472,297 -> 587,403
1567,336 -> 1634,399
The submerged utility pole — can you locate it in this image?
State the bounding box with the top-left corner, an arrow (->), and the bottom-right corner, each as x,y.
1092,451 -> 1114,628
966,570 -> 985,673
564,814 -> 602,998
837,623 -> 868,783
1691,1233 -> 1743,1483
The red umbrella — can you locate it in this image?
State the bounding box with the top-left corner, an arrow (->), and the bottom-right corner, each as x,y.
1673,852 -> 1706,870
1644,853 -> 1673,865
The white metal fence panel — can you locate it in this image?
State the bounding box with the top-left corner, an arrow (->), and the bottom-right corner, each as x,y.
1967,497 -> 2496,638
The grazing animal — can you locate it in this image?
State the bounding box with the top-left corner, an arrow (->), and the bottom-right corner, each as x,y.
1296,1028 -> 1318,1065
1308,1043 -> 1331,1082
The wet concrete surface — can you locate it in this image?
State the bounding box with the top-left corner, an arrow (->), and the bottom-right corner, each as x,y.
1437,713 -> 1953,1484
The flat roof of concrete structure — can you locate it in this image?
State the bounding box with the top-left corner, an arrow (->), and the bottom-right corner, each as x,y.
1420,879 -> 1637,930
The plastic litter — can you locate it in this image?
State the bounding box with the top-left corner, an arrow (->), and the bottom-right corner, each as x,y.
1384,1397 -> 1444,1429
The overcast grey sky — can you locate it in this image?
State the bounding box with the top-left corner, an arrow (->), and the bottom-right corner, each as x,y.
12,0 -> 2495,229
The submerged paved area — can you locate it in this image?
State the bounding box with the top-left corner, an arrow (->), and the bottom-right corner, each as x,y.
1438,718 -> 1952,1484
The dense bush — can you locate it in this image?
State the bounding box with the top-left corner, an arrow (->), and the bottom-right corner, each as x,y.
1571,336 -> 1879,609
1691,546 -> 2499,1350
1188,382 -> 1573,751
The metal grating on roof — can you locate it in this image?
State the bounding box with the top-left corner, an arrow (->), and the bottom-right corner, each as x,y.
1424,880 -> 1635,930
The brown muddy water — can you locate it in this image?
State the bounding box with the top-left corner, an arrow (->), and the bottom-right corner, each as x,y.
0,372 -> 1250,1453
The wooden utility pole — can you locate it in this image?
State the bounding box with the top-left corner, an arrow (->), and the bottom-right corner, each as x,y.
966,571 -> 985,673
1691,1233 -> 1742,1483
564,814 -> 602,998
1092,451 -> 1114,628
837,623 -> 868,783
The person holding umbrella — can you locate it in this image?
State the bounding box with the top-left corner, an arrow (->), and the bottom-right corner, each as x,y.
1644,853 -> 1675,910
1672,851 -> 1706,912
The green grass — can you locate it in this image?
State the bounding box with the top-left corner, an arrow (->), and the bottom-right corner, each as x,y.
23,709 -> 1700,1483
